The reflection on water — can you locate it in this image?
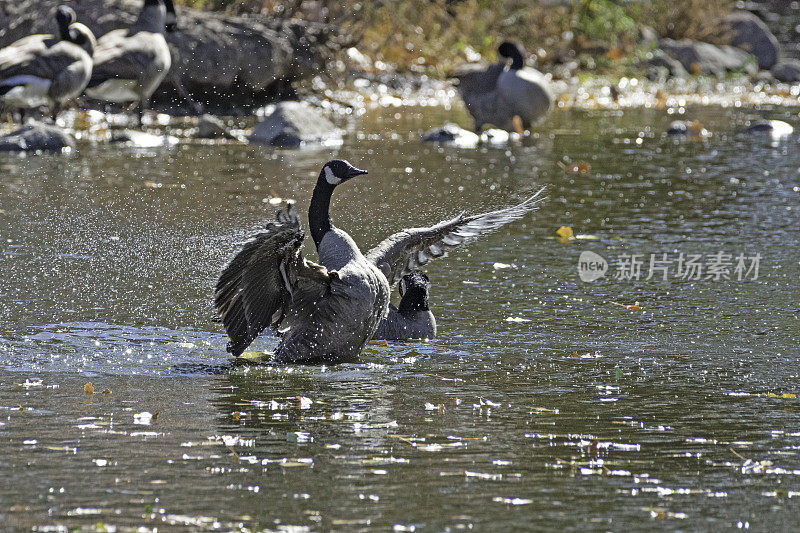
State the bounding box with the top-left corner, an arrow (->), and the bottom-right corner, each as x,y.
0,105 -> 799,530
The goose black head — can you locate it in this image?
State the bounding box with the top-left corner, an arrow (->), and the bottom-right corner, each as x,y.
67,23 -> 97,57
398,271 -> 430,313
321,159 -> 368,186
498,41 -> 525,70
55,5 -> 77,40
164,0 -> 177,32
143,0 -> 176,32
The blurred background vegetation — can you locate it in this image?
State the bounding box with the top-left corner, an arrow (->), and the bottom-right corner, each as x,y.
175,0 -> 734,74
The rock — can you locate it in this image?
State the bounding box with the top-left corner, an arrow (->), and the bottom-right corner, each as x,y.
659,38 -> 756,77
744,119 -> 793,136
110,130 -> 178,147
641,49 -> 688,79
249,101 -> 341,147
197,114 -> 235,140
420,124 -> 480,148
0,0 -> 348,111
771,59 -> 800,82
722,11 -> 780,70
480,128 -> 514,145
666,120 -> 710,137
0,122 -> 75,153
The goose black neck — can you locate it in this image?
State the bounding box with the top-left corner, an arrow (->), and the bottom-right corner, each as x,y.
309,177 -> 335,248
55,12 -> 72,41
508,50 -> 524,70
399,288 -> 429,313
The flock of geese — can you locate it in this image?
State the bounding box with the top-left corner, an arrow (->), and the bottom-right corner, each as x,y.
2,2 -> 553,365
0,0 -> 175,122
0,0 -> 553,130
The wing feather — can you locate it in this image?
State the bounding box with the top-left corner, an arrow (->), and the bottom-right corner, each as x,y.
366,188 -> 546,286
214,202 -> 335,357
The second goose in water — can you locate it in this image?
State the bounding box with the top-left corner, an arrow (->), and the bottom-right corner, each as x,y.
84,0 -> 176,121
215,161 -> 544,364
372,271 -> 436,341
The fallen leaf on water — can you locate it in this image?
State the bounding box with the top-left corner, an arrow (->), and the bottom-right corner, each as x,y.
84,383 -> 94,396
506,317 -> 531,323
101,388 -> 112,394
234,351 -> 272,364
369,340 -> 389,347
558,161 -> 590,174
493,262 -> 517,270
610,301 -> 641,310
556,226 -> 574,243
571,351 -> 602,359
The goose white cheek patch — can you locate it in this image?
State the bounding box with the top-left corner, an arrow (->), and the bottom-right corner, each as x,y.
324,166 -> 341,185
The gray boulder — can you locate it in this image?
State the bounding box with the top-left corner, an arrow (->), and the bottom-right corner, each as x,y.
641,49 -> 689,79
0,0 -> 346,110
249,101 -> 341,147
771,59 -> 800,83
744,119 -> 793,136
722,11 -> 780,70
420,124 -> 480,148
197,114 -> 235,140
659,38 -> 756,77
0,122 -> 75,153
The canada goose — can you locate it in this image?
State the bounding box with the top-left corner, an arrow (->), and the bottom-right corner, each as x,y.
84,0 -> 176,122
0,6 -> 95,121
372,271 -> 436,341
454,41 -> 553,132
215,160 -> 545,365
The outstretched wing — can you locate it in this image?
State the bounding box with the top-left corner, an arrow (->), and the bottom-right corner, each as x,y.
214,202 -> 335,357
366,188 -> 546,286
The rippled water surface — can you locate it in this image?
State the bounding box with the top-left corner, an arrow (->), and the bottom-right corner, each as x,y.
1,105 -> 799,531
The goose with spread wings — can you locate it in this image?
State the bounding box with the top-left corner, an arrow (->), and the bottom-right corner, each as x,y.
214,159 -> 545,364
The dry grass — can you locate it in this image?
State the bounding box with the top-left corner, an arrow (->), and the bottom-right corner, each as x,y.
175,0 -> 736,73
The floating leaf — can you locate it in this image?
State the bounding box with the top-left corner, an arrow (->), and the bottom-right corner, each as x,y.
556,226 -> 574,243
610,301 -> 641,310
493,262 -> 516,270
101,388 -> 112,395
505,317 -> 531,323
558,161 -> 590,174
84,383 -> 94,396
233,351 -> 272,364
370,340 -> 389,347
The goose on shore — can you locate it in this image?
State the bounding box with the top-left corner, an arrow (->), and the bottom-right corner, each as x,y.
372,271 -> 436,341
0,6 -> 95,121
453,41 -> 553,132
84,0 -> 176,121
214,159 -> 544,365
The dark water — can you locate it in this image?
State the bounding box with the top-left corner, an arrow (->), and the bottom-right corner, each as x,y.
0,105 -> 799,531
